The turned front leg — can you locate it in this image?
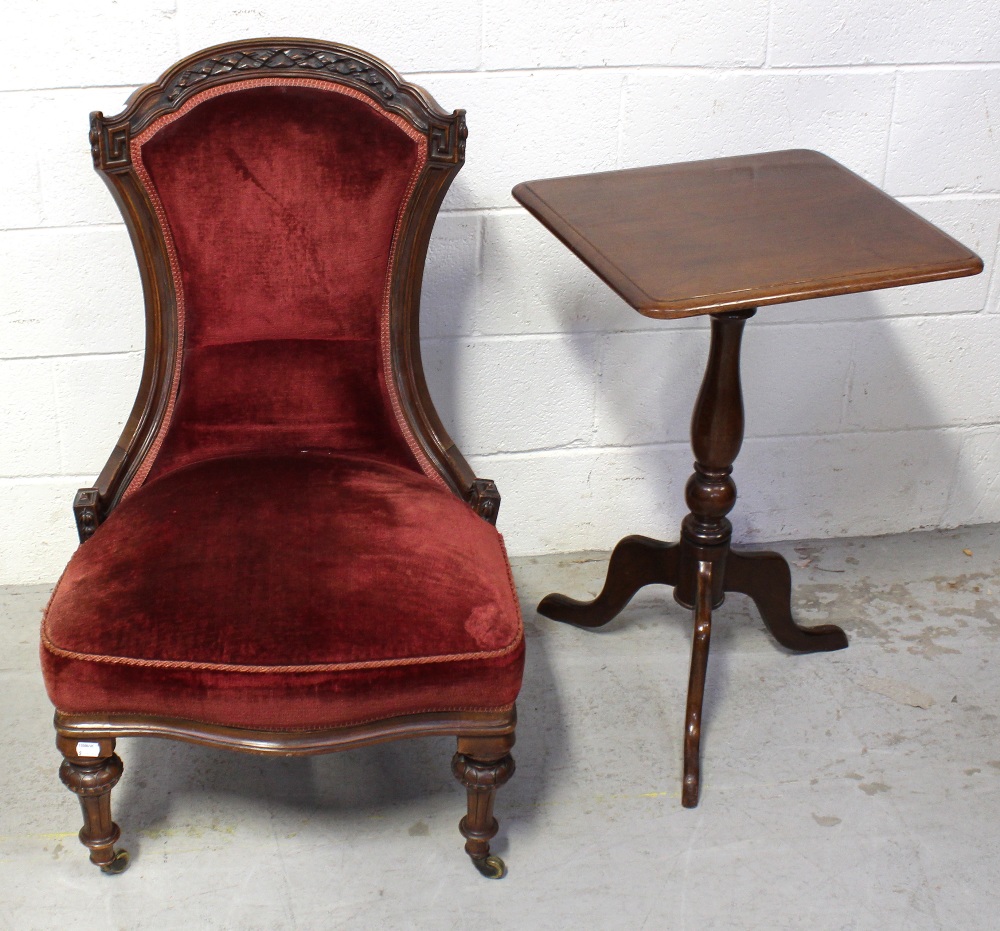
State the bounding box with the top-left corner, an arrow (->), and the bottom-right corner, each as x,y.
452,735 -> 515,879
57,735 -> 130,874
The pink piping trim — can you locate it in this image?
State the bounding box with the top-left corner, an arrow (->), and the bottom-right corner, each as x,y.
376,137 -> 446,487
41,624 -> 523,673
123,76 -> 444,498
125,129 -> 185,498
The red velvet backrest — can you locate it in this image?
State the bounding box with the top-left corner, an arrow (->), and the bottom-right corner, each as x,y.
85,43 -> 473,521
129,78 -> 427,487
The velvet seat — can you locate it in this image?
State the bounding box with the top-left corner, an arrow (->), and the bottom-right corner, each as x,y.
43,40 -> 521,880
43,455 -> 523,730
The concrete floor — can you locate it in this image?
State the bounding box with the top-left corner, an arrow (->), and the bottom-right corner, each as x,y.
2,525 -> 1000,929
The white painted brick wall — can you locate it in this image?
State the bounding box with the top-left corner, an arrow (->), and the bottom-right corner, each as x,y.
481,0 -> 770,69
1,228 -> 143,358
622,71 -> 896,182
418,70 -> 625,209
886,69 -> 1000,195
769,0 -> 1000,66
2,3 -> 999,583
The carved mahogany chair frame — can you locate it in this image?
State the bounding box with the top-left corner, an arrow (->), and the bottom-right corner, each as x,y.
53,39 -> 515,879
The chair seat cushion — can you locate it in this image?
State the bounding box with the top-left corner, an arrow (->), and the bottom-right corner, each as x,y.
41,455 -> 524,730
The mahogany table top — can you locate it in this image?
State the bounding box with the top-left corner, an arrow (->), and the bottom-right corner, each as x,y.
512,149 -> 983,318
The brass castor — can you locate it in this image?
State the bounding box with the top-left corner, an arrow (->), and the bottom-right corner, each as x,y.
471,854 -> 507,879
99,848 -> 130,875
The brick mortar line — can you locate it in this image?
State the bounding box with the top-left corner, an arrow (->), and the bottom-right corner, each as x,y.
4,60 -> 1000,96
982,234 -> 1000,322
5,193 -> 999,236
882,69 -> 900,188
764,0 -> 775,68
466,424 -> 1000,461
414,63 -> 1000,78
418,312 -> 1000,344
2,475 -> 95,484
6,307 -> 995,362
0,350 -> 142,363
8,422 -> 998,482
0,223 -> 130,234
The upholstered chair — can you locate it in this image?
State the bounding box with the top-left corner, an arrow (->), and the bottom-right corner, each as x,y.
40,40 -> 523,879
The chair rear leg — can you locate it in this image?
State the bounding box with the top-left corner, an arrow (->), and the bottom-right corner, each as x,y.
57,735 -> 130,874
452,735 -> 515,878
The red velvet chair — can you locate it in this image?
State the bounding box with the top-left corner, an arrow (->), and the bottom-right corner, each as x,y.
41,40 -> 523,879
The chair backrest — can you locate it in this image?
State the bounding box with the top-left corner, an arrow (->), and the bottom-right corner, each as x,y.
88,40 -> 472,517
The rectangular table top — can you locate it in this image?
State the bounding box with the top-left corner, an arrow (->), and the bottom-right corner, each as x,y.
512,150 -> 983,318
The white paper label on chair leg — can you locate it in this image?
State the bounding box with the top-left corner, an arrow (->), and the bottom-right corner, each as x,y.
75,741 -> 101,758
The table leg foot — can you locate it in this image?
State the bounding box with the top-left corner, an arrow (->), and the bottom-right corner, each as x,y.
537,535 -> 679,628
724,549 -> 848,653
682,561 -> 714,809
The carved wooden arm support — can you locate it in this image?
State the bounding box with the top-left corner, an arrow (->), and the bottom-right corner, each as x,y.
466,479 -> 501,525
73,488 -> 103,543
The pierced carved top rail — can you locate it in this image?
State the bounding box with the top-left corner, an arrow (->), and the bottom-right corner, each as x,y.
90,39 -> 466,172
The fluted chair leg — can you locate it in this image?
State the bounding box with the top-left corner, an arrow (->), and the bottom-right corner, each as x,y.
452,735 -> 515,878
57,737 -> 129,874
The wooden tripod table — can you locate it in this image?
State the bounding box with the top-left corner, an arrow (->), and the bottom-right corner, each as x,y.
512,150 -> 983,807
